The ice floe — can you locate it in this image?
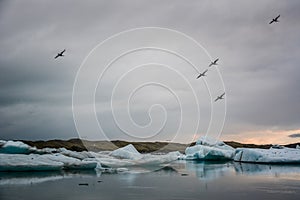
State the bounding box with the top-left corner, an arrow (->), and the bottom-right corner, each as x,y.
0,140 -> 36,154
109,144 -> 143,160
0,153 -> 97,171
95,144 -> 181,168
0,141 -> 182,171
234,147 -> 300,163
185,137 -> 235,160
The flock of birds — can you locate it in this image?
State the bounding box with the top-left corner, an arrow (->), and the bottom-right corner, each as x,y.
54,15 -> 281,103
196,14 -> 281,102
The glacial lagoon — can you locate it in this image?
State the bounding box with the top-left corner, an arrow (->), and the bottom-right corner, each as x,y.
1,161 -> 300,200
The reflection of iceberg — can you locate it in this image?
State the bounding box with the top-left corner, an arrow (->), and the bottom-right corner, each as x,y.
234,148 -> 300,164
234,162 -> 300,176
185,161 -> 234,180
185,137 -> 235,160
166,160 -> 234,180
0,170 -> 96,185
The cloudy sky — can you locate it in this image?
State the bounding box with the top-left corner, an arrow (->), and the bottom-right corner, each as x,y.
1,0 -> 300,144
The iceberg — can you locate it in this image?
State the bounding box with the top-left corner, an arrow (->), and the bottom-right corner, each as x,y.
57,148 -> 94,160
95,144 -> 181,168
185,137 -> 235,160
0,140 -> 36,154
110,144 -> 143,160
0,141 -> 181,171
0,154 -> 63,171
234,147 -> 300,163
0,153 -> 97,171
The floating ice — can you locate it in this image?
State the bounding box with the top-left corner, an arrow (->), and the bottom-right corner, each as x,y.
185,137 -> 235,160
110,144 -> 143,160
95,144 -> 181,168
234,147 -> 300,163
0,153 -> 97,171
0,140 -> 36,154
57,148 -> 94,160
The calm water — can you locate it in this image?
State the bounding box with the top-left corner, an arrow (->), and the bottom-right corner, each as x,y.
1,161 -> 300,200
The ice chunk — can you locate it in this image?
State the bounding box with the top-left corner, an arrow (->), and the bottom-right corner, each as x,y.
110,144 -> 142,160
234,147 -> 300,163
270,144 -> 284,149
0,153 -> 97,171
196,136 -> 225,146
57,148 -> 94,160
0,154 -> 63,171
185,137 -> 235,160
95,145 -> 181,168
0,140 -> 36,154
99,151 -> 181,168
42,154 -> 97,170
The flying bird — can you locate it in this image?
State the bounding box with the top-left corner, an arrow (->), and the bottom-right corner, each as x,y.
269,15 -> 280,24
209,58 -> 219,67
214,92 -> 225,102
196,69 -> 208,79
54,49 -> 66,59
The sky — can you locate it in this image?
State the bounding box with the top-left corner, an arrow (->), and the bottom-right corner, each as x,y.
0,0 -> 300,144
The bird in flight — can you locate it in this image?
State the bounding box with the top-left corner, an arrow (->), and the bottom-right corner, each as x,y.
269,15 -> 280,24
54,49 -> 66,59
209,58 -> 219,67
214,92 -> 225,102
196,69 -> 208,79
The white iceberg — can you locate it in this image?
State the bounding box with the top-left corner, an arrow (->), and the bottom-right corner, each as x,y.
41,154 -> 97,170
234,147 -> 300,163
57,148 -> 94,160
0,140 -> 36,154
0,141 -> 181,171
109,144 -> 143,160
0,153 -> 97,171
185,137 -> 235,160
94,144 -> 181,168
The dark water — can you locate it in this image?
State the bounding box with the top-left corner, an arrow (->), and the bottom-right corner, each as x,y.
1,161 -> 300,200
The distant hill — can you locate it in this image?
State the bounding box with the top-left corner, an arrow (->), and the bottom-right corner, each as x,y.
21,138 -> 300,153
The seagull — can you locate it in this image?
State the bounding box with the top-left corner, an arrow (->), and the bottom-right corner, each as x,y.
269,15 -> 280,24
196,69 -> 208,79
209,58 -> 219,67
54,49 -> 66,59
214,92 -> 225,102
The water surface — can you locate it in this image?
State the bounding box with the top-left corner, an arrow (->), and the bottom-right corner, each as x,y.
1,161 -> 300,200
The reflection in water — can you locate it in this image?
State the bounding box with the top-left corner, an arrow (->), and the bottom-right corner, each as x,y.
1,161 -> 300,200
234,162 -> 300,176
0,170 -> 97,185
167,160 -> 234,181
1,161 -> 300,185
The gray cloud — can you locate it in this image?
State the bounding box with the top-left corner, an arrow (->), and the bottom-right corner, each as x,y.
0,0 -> 300,142
288,133 -> 300,138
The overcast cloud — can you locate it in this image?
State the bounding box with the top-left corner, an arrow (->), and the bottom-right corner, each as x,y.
0,0 -> 300,144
